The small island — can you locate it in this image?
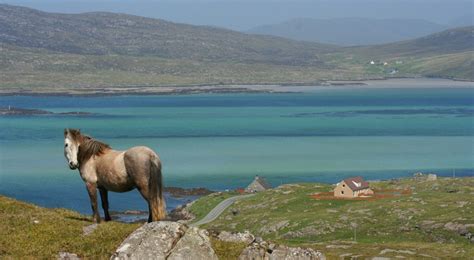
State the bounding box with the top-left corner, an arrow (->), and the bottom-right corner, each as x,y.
0,106 -> 94,116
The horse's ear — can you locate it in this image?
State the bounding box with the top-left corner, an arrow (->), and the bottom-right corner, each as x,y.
64,128 -> 69,137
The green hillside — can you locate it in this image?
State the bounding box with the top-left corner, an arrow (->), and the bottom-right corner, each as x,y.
195,177 -> 474,259
0,4 -> 472,93
0,4 -> 333,66
0,196 -> 140,258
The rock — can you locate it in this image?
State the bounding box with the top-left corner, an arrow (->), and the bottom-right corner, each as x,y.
270,245 -> 325,260
380,249 -> 415,255
217,230 -> 255,245
83,224 -> 98,236
426,174 -> 437,181
238,242 -> 267,260
259,220 -> 289,234
444,222 -> 468,235
168,203 -> 195,223
168,227 -> 218,260
58,252 -> 80,260
238,243 -> 325,260
111,221 -> 187,259
231,208 -> 240,216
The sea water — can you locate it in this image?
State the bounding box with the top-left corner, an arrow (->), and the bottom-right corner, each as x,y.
0,86 -> 473,214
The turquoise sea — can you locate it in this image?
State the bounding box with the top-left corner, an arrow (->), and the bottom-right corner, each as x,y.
1,86 -> 473,214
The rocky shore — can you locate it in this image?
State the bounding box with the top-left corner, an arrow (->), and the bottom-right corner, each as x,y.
0,107 -> 93,116
164,187 -> 213,197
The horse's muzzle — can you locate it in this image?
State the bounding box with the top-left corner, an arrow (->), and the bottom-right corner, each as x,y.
68,162 -> 78,170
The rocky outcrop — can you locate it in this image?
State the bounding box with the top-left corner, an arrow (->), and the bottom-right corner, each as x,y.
168,227 -> 218,260
238,241 -> 325,260
217,230 -> 255,245
112,222 -> 325,259
164,187 -> 213,197
418,220 -> 474,243
111,221 -> 188,259
111,221 -> 218,260
168,202 -> 196,223
58,252 -> 80,260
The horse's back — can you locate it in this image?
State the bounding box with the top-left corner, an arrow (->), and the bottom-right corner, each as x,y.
124,146 -> 160,176
125,146 -> 159,161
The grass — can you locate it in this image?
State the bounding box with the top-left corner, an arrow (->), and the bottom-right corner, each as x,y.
1,43 -> 472,95
0,195 -> 140,258
210,238 -> 247,260
188,192 -> 238,223
199,177 -> 474,258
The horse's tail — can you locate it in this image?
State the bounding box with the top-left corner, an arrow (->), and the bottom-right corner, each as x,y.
149,155 -> 166,221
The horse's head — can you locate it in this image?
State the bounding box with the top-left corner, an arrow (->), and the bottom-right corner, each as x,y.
64,128 -> 82,170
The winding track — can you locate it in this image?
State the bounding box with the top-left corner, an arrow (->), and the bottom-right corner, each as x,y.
190,194 -> 255,227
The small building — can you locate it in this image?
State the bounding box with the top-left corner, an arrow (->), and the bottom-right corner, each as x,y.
413,172 -> 437,181
245,175 -> 271,193
334,176 -> 374,198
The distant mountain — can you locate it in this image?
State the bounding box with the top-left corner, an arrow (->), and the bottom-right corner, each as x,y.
351,26 -> 474,57
248,18 -> 448,46
0,4 -> 472,92
0,4 -> 334,66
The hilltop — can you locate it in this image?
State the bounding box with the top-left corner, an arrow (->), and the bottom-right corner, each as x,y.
0,4 -> 332,66
248,18 -> 447,46
349,26 -> 474,57
192,177 -> 474,259
0,4 -> 473,94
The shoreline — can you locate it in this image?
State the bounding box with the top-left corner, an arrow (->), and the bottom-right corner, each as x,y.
1,77 -> 472,97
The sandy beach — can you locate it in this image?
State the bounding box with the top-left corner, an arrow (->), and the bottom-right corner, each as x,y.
0,78 -> 472,96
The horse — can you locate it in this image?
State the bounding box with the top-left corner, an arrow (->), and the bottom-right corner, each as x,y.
63,128 -> 166,223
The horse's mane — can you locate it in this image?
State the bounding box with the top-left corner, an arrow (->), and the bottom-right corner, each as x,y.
77,135 -> 111,164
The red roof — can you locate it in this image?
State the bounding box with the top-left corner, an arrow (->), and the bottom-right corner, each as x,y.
342,176 -> 370,191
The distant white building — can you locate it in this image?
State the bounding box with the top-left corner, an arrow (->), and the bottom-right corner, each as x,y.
245,175 -> 272,193
370,61 -> 375,65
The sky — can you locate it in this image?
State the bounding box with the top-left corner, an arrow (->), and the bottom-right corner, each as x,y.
1,0 -> 472,30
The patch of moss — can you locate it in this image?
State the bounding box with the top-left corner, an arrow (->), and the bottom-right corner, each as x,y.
210,237 -> 247,260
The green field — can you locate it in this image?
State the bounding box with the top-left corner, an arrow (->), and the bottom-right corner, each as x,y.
192,177 -> 474,259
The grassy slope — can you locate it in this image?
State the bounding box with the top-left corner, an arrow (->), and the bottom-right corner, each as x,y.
0,196 -> 140,258
199,178 -> 474,258
188,192 -> 238,223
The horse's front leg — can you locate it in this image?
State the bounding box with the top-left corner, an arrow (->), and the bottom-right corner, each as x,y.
86,182 -> 100,223
99,187 -> 111,221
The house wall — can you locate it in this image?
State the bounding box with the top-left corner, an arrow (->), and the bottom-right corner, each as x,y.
354,188 -> 374,197
334,181 -> 355,198
245,181 -> 266,192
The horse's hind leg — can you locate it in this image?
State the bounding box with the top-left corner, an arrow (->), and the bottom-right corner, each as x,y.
136,185 -> 153,222
99,187 -> 111,221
